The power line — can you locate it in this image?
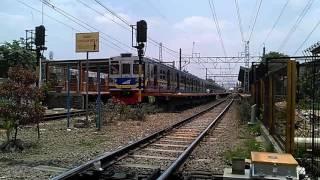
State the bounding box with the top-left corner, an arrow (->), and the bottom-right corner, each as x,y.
145,0 -> 169,23
278,0 -> 314,51
40,0 -> 133,52
17,0 -> 75,31
234,0 -> 244,43
260,0 -> 290,48
294,18 -> 320,55
248,0 -> 262,41
93,0 -> 131,26
248,0 -> 259,32
93,0 -> 190,57
16,0 -> 123,52
208,0 -> 227,57
77,0 -> 131,32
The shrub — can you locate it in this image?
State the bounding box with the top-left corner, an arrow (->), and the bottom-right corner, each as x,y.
0,66 -> 45,152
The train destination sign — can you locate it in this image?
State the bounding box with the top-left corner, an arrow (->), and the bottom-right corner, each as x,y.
75,32 -> 99,52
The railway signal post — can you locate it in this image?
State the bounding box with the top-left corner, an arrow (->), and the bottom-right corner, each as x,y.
132,20 -> 147,102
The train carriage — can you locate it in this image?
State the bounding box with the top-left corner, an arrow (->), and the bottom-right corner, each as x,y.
109,53 -> 225,104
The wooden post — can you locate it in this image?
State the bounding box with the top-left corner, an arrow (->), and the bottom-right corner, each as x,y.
79,62 -> 83,92
77,61 -> 80,93
285,60 -> 296,153
260,79 -> 264,108
268,76 -> 274,134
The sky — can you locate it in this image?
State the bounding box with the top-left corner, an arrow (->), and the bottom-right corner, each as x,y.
1,0 -> 320,87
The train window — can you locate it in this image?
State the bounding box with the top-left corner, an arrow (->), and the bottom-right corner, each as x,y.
160,69 -> 166,80
111,64 -> 119,74
122,63 -> 131,74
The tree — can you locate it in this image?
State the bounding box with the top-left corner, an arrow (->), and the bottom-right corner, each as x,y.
0,39 -> 43,152
0,39 -> 36,77
0,66 -> 45,152
261,51 -> 289,64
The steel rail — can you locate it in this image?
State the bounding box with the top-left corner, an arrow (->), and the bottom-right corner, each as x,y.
44,110 -> 86,121
52,98 -> 228,180
158,99 -> 233,179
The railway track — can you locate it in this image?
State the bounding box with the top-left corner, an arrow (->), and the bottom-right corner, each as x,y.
44,110 -> 86,121
52,97 -> 233,180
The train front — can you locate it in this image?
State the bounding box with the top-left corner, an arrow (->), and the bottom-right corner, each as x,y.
109,54 -> 143,104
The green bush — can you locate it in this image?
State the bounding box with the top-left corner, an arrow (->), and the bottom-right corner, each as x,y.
224,139 -> 263,165
248,123 -> 261,136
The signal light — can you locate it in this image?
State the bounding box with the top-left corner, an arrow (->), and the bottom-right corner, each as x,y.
35,25 -> 45,46
136,20 -> 147,43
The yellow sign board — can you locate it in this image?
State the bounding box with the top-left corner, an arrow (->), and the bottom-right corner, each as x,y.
76,32 -> 99,52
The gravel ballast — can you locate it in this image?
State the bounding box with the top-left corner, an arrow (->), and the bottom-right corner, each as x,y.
0,100 -> 222,180
180,104 -> 245,176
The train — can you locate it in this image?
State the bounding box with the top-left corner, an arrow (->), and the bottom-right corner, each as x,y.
44,53 -> 226,105
109,53 -> 225,104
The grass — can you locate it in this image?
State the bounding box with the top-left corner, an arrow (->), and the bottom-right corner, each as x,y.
248,123 -> 261,136
224,138 -> 264,165
224,101 -> 272,165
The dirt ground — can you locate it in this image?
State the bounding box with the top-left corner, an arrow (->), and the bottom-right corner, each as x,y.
0,101 -> 220,180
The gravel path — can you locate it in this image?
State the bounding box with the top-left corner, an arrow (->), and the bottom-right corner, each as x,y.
0,100 -> 222,180
180,104 -> 243,177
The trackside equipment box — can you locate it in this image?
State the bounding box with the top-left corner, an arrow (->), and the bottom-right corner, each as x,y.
251,152 -> 298,179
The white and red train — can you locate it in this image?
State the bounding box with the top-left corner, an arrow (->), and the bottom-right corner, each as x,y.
45,53 -> 226,104
108,53 -> 225,104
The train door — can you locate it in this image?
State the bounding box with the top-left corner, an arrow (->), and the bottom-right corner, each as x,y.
167,70 -> 171,90
154,65 -> 158,87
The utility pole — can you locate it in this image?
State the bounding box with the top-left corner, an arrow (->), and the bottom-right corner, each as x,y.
85,52 -> 89,122
179,48 -> 182,71
192,41 -> 195,58
159,42 -> 163,61
244,41 -> 250,93
205,68 -> 208,80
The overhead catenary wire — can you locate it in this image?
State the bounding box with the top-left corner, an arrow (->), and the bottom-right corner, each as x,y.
208,0 -> 231,74
278,0 -> 314,51
40,0 -> 134,52
248,0 -> 259,32
15,0 -> 123,52
248,0 -> 262,42
145,0 -> 170,23
77,0 -> 131,32
208,0 -> 227,57
93,0 -> 191,58
234,0 -> 244,43
294,18 -> 320,55
85,0 -> 185,58
260,0 -> 290,48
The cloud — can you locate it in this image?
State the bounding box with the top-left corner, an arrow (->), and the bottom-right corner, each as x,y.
174,16 -> 231,33
174,16 -> 215,32
0,12 -> 29,26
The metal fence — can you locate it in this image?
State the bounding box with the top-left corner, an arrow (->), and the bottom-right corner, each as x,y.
252,56 -> 320,177
295,56 -> 320,177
